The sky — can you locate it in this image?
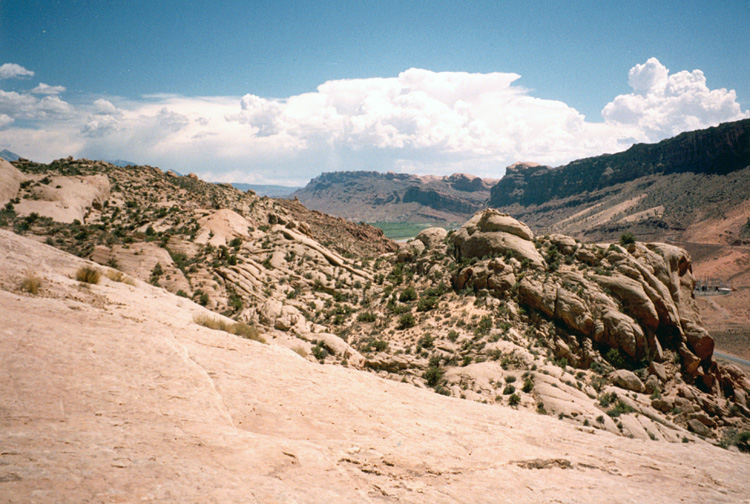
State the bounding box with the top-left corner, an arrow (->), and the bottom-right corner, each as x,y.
1,0 -> 748,185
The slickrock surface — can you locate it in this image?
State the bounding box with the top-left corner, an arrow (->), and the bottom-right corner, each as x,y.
1,230 -> 749,503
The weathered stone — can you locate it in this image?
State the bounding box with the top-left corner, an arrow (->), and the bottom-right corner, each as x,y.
416,227 -> 448,249
591,273 -> 660,331
690,412 -> 717,428
645,374 -> 659,394
687,418 -> 714,438
682,321 -> 715,361
610,369 -> 645,393
451,210 -> 545,268
649,361 -> 667,382
601,309 -> 645,359
519,277 -> 555,317
554,288 -> 594,337
548,234 -> 577,255
678,343 -> 702,375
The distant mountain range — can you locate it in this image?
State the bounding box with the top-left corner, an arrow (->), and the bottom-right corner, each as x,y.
231,183 -> 302,197
0,149 -> 21,162
292,171 -> 498,223
489,118 -> 750,243
292,119 -> 750,245
104,159 -> 139,168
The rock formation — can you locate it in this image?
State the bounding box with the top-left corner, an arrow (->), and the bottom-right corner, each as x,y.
1,158 -> 748,456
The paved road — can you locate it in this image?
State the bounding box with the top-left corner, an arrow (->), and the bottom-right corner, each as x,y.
714,351 -> 750,368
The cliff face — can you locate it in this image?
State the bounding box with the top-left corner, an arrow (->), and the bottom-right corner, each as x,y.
485,119 -> 750,245
489,119 -> 750,208
292,170 -> 497,223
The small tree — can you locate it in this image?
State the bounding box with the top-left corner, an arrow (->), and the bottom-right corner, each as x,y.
619,232 -> 636,246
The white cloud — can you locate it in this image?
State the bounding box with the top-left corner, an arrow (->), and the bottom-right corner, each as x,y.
0,89 -> 75,120
0,59 -> 747,184
0,114 -> 13,128
602,57 -> 747,142
31,83 -> 66,95
0,63 -> 34,79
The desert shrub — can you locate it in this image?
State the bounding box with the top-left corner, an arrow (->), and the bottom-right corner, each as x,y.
398,313 -> 416,329
606,399 -> 634,418
20,270 -> 42,294
417,334 -> 435,349
424,366 -> 443,387
619,232 -> 636,246
399,286 -> 418,302
605,348 -> 626,369
417,296 -> 439,312
106,269 -> 136,285
522,378 -> 534,393
311,341 -> 328,360
76,266 -> 100,284
503,384 -> 516,395
193,314 -> 265,343
357,311 -> 376,322
505,375 -> 516,383
176,289 -> 188,297
292,346 -> 308,358
508,393 -> 521,407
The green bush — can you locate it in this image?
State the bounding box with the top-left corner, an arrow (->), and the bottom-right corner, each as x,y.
522,378 -> 534,393
417,296 -> 438,312
619,232 -> 636,246
399,286 -> 417,302
508,393 -> 521,407
357,311 -> 376,322
398,313 -> 416,329
424,366 -> 443,387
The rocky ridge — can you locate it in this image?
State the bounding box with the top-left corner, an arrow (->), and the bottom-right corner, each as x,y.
292,170 -> 498,224
487,119 -> 750,244
1,157 -> 749,448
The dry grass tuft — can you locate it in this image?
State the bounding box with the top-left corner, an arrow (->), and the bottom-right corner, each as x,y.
292,345 -> 308,358
193,313 -> 266,343
76,266 -> 101,284
20,270 -> 42,295
106,269 -> 136,286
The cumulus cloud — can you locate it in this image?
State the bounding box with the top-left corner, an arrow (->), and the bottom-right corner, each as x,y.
31,83 -> 66,95
602,57 -> 748,141
0,59 -> 747,184
0,63 -> 34,79
0,114 -> 13,128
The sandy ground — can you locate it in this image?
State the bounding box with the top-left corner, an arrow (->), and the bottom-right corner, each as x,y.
1,229 -> 750,503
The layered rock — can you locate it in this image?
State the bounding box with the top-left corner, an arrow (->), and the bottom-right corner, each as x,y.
450,210 -> 545,268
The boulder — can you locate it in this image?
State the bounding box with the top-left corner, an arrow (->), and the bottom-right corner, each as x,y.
451,210 -> 545,268
416,227 -> 448,249
687,418 -> 713,438
600,309 -> 646,359
548,234 -> 578,255
610,369 -> 645,393
649,361 -> 668,382
396,239 -> 425,262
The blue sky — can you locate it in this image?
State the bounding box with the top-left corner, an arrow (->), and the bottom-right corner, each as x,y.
1,0 -> 748,184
